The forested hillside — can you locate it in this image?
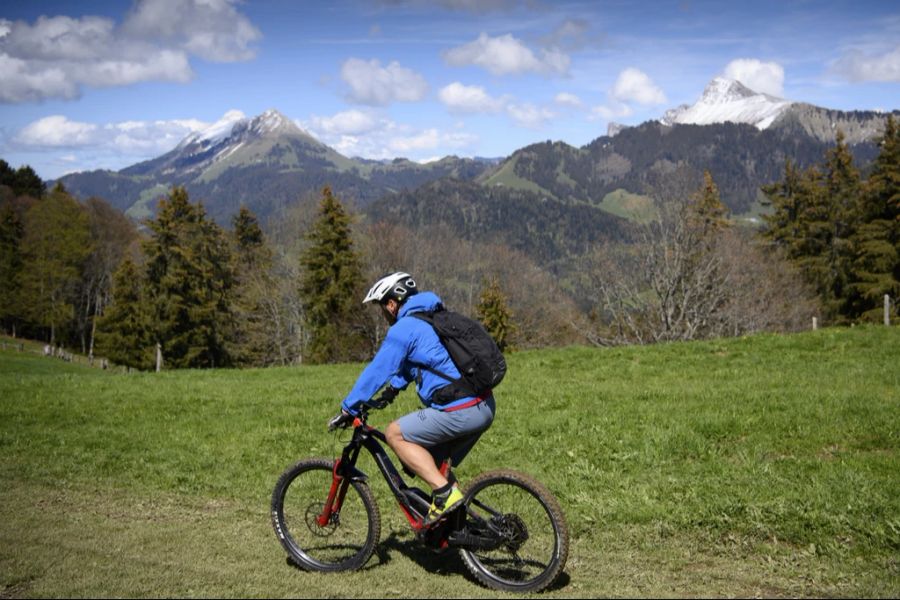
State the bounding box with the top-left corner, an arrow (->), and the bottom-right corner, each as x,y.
483,120 -> 884,216
2,118 -> 897,368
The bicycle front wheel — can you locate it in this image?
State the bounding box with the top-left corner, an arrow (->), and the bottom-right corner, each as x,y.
459,469 -> 569,593
271,458 -> 380,572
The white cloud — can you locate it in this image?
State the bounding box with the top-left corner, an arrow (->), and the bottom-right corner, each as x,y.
0,54 -> 79,102
611,68 -> 667,105
15,116 -> 98,147
438,82 -> 507,113
304,110 -> 477,160
554,92 -> 583,108
0,0 -> 259,103
443,32 -> 570,76
307,110 -> 379,136
121,0 -> 261,62
506,103 -> 555,128
831,45 -> 900,83
388,128 -> 478,154
723,58 -> 785,96
389,128 -> 441,153
13,114 -> 208,155
341,58 -> 429,105
589,102 -> 633,121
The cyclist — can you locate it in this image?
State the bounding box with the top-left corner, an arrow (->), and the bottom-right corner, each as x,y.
329,272 -> 496,526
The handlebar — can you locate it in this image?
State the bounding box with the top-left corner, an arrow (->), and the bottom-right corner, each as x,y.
328,398 -> 389,431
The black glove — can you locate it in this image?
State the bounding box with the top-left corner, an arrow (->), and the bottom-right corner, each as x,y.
328,410 -> 353,431
375,385 -> 399,407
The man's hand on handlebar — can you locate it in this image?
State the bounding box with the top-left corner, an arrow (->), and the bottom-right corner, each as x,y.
327,410 -> 354,431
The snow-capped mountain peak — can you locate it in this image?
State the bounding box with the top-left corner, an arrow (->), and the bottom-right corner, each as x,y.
251,108 -> 297,135
661,77 -> 794,130
195,110 -> 247,145
176,108 -> 305,152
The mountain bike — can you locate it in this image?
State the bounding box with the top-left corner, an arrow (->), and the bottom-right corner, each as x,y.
270,399 -> 569,593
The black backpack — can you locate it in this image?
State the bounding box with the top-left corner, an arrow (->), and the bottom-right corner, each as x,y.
411,307 -> 507,404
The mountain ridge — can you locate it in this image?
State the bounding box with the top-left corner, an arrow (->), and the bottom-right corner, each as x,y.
52,78 -> 897,227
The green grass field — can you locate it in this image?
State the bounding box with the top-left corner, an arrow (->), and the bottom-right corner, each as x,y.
2,327 -> 898,598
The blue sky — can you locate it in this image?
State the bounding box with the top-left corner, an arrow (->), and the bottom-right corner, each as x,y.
1,0 -> 898,180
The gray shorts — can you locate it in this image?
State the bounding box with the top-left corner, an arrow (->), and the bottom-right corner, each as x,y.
397,396 -> 496,467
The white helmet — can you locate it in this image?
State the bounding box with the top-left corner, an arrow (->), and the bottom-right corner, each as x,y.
363,272 -> 418,305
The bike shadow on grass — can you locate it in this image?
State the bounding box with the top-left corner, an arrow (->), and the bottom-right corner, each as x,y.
282,531 -> 571,591
366,531 -> 572,592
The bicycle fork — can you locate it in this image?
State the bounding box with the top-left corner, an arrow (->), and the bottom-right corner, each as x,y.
313,460 -> 347,526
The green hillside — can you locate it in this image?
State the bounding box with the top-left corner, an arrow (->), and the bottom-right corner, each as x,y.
1,327 -> 898,597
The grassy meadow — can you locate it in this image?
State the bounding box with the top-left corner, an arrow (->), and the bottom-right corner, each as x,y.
1,326 -> 898,598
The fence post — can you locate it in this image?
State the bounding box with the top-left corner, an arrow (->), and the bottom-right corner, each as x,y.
887,294 -> 892,326
812,316 -> 818,330
156,343 -> 163,373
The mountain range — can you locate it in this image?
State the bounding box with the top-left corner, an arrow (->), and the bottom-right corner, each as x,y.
54,78 -> 897,237
56,108 -> 496,225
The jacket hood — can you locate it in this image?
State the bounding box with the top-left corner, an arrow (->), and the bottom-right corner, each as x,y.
399,291 -> 442,318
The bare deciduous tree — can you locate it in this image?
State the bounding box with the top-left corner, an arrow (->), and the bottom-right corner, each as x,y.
586,170 -> 819,346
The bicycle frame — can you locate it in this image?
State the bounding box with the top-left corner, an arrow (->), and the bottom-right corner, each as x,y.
317,409 -> 452,534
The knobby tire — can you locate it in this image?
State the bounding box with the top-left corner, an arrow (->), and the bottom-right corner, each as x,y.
458,468 -> 569,593
271,457 -> 381,572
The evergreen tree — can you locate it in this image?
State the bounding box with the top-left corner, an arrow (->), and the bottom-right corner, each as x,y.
0,202 -> 24,335
13,165 -> 46,199
476,277 -> 515,352
849,116 -> 900,321
823,131 -> 862,318
693,170 -> 729,234
95,256 -> 153,370
143,187 -> 236,369
233,205 -> 267,255
0,160 -> 45,199
762,159 -> 804,254
763,133 -> 863,322
230,206 -> 282,366
299,186 -> 366,363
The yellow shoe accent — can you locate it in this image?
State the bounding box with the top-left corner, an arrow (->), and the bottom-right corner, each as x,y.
425,486 -> 464,526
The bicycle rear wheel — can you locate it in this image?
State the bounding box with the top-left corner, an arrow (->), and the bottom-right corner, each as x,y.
458,469 -> 568,593
271,458 -> 380,572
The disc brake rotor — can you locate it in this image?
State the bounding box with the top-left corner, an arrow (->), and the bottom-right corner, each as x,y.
495,513 -> 529,553
304,503 -> 338,537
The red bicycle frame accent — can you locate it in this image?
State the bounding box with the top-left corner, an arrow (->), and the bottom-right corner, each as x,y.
316,459 -> 352,527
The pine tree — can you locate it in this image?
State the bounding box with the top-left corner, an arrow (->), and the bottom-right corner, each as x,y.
230,206 -> 281,366
143,187 -> 236,369
95,256 -> 153,370
762,159 -> 804,250
0,160 -> 45,199
299,186 -> 366,363
476,277 -> 515,352
233,205 -> 267,255
823,131 -> 862,319
693,170 -> 729,235
849,116 -> 900,321
762,133 -> 863,322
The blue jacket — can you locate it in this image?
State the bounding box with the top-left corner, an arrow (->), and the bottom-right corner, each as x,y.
341,291 -> 476,414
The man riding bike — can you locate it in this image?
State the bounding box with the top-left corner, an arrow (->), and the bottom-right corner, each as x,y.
329,272 -> 496,526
